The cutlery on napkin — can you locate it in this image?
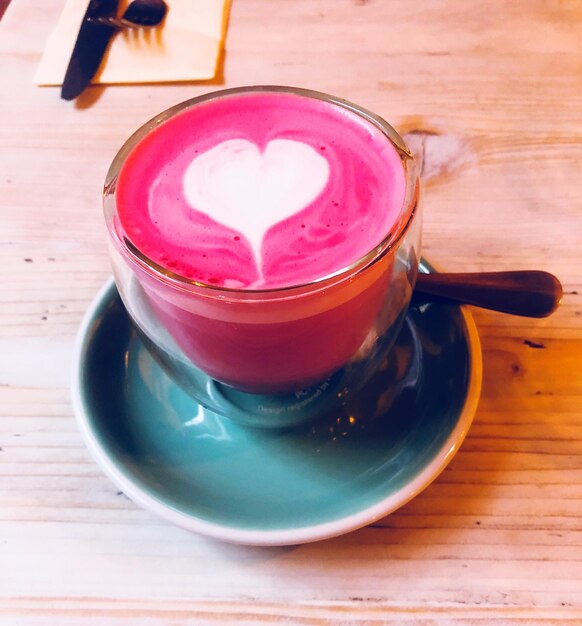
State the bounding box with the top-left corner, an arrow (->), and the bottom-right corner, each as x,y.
35,0 -> 230,90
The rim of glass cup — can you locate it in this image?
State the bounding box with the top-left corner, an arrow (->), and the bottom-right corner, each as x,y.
104,85 -> 420,298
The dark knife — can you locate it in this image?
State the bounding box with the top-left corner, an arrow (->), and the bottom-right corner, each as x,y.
61,0 -> 120,101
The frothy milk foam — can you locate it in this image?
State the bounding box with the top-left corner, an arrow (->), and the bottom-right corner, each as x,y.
116,91 -> 406,289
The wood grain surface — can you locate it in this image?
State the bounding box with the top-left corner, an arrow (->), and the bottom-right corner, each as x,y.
1,0 -> 581,624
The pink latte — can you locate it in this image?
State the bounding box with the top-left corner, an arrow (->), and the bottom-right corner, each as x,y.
116,91 -> 405,289
110,89 -> 413,394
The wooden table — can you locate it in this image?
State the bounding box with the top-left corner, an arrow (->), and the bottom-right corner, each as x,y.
1,1 -> 581,623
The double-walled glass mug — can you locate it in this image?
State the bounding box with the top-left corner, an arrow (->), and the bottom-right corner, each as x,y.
103,86 -> 421,428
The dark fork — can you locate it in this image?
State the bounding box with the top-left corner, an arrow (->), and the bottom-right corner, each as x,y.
89,0 -> 168,30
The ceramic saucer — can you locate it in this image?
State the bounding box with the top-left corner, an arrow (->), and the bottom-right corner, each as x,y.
72,275 -> 482,546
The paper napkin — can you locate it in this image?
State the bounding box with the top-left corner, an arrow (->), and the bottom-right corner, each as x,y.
35,0 -> 230,85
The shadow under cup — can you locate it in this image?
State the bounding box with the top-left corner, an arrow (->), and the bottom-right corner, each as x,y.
103,87 -> 421,428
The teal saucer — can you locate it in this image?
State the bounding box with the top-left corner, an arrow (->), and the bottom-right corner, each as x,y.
72,275 -> 482,546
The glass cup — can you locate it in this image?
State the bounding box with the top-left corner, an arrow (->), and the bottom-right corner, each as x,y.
103,86 -> 421,428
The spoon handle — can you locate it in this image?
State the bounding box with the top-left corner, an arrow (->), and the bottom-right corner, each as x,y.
415,270 -> 563,318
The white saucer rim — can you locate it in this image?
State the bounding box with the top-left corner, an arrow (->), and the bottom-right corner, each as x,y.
71,277 -> 482,546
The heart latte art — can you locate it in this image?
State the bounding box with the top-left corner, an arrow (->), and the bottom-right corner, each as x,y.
183,138 -> 330,265
116,91 -> 406,289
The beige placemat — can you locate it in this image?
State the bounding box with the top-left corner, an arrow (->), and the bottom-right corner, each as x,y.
35,0 -> 230,85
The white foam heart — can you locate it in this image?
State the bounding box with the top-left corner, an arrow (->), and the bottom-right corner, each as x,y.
183,138 -> 330,263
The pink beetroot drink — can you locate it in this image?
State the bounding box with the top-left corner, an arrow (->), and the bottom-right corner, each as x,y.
106,87 -> 418,394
